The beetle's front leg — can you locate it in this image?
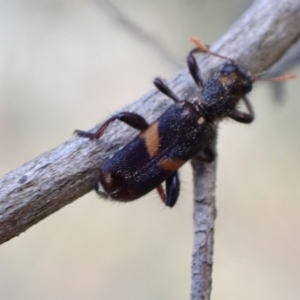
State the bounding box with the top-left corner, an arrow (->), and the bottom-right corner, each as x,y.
187,47 -> 205,88
229,96 -> 254,124
74,112 -> 149,139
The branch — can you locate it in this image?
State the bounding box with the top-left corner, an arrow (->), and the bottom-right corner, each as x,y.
93,0 -> 182,68
189,1 -> 300,299
0,6 -> 299,300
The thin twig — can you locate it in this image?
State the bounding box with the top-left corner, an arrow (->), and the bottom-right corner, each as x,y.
94,0 -> 182,68
189,0 -> 300,299
0,1 -> 300,299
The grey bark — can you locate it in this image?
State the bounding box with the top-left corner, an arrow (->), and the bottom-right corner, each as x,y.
190,1 -> 300,299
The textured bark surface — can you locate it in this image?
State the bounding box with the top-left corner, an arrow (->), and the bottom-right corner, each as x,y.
190,0 -> 300,299
0,1 -> 300,299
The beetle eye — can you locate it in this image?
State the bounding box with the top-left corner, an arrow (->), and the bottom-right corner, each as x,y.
221,63 -> 236,75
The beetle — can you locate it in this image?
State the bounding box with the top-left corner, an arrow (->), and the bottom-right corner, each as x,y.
75,37 -> 294,207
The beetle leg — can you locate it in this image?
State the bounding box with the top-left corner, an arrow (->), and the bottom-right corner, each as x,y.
156,172 -> 180,207
156,184 -> 167,203
153,78 -> 181,103
194,147 -> 215,163
75,112 -> 149,139
94,180 -> 108,198
165,171 -> 180,207
229,96 -> 254,124
187,48 -> 204,88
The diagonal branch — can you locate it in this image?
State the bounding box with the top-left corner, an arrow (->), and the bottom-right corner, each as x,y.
93,0 -> 182,68
0,3 -> 300,300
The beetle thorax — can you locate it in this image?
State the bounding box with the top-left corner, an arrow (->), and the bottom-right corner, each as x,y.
202,62 -> 253,120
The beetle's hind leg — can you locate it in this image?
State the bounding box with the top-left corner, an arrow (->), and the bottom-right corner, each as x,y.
165,172 -> 180,207
156,185 -> 167,204
156,172 -> 180,208
75,112 -> 149,139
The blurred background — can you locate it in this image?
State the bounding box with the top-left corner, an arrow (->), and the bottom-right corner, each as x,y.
0,0 -> 300,299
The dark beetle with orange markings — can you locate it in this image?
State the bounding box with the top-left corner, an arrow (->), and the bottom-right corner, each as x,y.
75,37 -> 295,207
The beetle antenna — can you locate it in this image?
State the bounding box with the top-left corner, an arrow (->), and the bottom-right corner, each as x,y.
190,36 -> 235,63
252,73 -> 296,82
